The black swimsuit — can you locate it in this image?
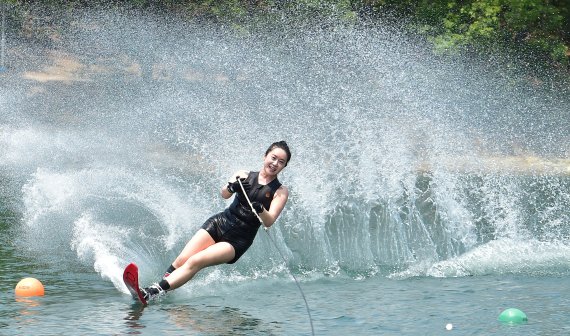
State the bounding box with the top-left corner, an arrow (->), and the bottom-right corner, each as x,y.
201,171 -> 281,264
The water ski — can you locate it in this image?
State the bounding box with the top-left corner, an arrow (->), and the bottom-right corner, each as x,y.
123,263 -> 147,305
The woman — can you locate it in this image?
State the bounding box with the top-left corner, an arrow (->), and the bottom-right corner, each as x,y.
141,141 -> 291,301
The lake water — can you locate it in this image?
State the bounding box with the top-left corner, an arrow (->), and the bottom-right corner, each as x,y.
1,7 -> 569,336
2,229 -> 570,336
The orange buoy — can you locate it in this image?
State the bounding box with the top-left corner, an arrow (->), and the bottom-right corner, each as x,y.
15,277 -> 45,297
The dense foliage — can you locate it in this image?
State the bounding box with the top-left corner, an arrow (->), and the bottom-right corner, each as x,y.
2,0 -> 569,68
366,0 -> 569,67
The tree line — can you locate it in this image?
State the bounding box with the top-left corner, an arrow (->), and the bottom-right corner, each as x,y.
3,0 -> 569,70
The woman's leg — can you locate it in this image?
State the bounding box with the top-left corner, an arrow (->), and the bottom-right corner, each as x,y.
171,229 -> 217,269
166,241 -> 235,290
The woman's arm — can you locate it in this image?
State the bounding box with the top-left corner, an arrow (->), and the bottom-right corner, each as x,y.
258,186 -> 289,228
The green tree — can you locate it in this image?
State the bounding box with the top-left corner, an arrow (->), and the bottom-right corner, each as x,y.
361,0 -> 569,67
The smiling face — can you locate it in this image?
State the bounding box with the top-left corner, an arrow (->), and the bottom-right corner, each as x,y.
262,147 -> 288,178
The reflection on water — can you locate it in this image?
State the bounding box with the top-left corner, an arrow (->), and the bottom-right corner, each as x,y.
13,296 -> 43,329
15,296 -> 43,308
166,304 -> 275,335
123,302 -> 280,335
124,304 -> 145,335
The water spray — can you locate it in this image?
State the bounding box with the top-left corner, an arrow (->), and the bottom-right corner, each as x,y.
0,1 -> 6,72
237,178 -> 315,336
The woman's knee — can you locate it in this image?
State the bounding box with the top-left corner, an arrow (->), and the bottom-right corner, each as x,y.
173,255 -> 187,268
183,254 -> 207,271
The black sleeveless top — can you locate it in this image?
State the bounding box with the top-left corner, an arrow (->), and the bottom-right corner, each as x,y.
228,171 -> 281,226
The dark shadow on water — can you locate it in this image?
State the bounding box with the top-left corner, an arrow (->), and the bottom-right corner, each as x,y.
164,304 -> 282,335
123,302 -> 281,335
123,303 -> 146,335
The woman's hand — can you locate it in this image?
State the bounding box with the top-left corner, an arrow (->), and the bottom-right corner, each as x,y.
227,178 -> 251,194
251,201 -> 264,214
221,170 -> 250,199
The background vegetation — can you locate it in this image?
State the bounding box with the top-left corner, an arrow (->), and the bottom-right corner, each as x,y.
2,0 -> 569,71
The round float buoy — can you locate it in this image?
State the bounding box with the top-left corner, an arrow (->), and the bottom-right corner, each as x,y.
15,277 -> 45,297
498,308 -> 527,324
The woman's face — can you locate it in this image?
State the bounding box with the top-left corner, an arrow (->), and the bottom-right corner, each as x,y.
263,148 -> 288,177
